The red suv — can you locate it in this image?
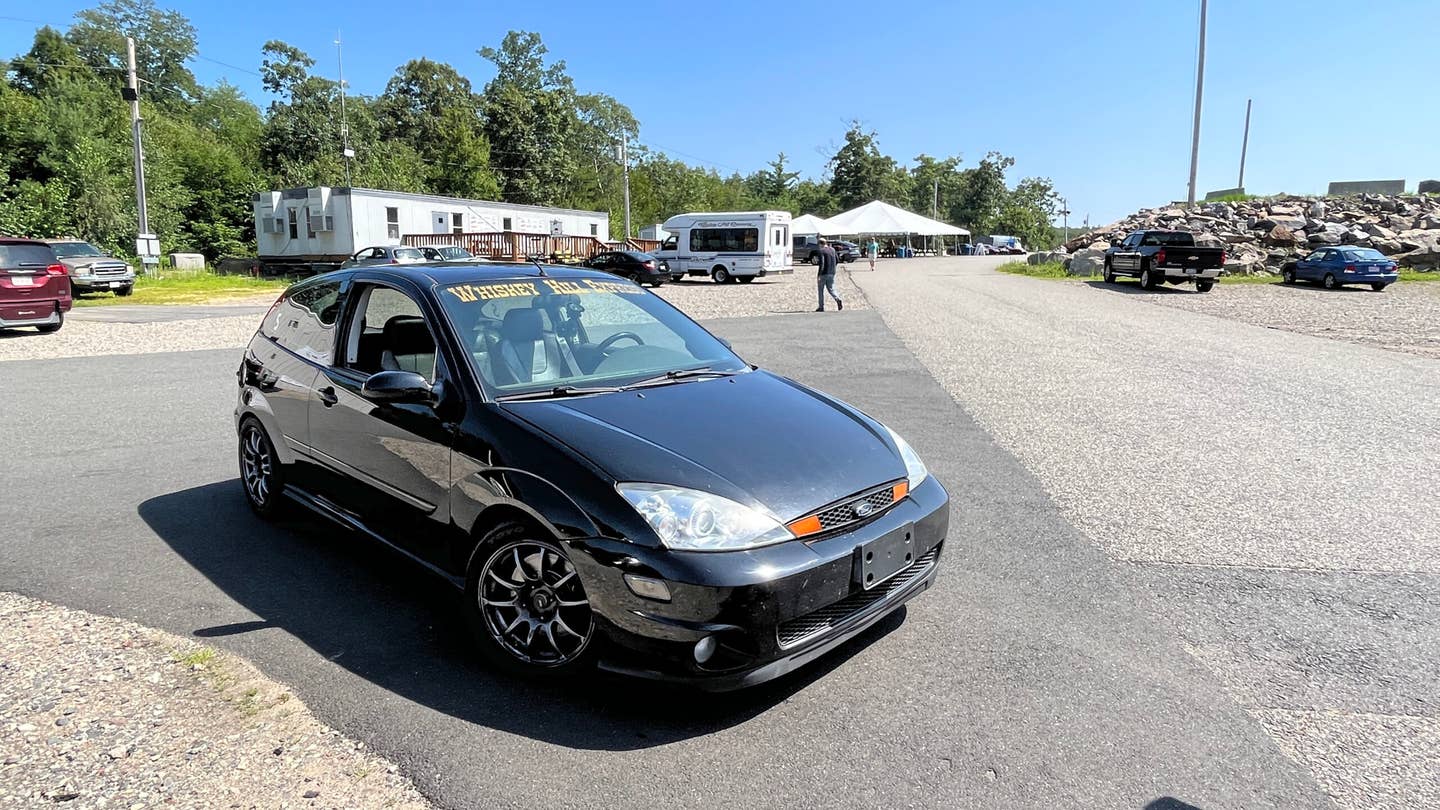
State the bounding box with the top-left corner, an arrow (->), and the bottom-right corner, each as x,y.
0,238 -> 71,333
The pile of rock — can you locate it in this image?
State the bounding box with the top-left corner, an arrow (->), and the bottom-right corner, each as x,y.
1062,193 -> 1440,275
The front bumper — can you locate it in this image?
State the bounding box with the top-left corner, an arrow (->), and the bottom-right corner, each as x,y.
573,475 -> 950,690
72,274 -> 135,290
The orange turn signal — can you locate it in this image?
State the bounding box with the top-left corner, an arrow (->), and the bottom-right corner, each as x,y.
892,482 -> 909,501
786,515 -> 823,538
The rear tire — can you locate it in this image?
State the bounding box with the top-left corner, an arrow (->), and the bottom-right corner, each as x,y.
115,285 -> 133,297
1323,273 -> 1339,290
464,523 -> 598,679
1140,264 -> 1161,290
1195,281 -> 1215,293
1370,282 -> 1388,292
238,418 -> 287,519
711,266 -> 732,284
36,311 -> 62,334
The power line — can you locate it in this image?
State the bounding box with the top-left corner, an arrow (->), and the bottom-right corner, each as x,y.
193,54 -> 262,78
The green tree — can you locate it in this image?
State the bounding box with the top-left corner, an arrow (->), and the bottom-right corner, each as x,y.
829,125 -> 904,210
994,176 -> 1061,249
376,59 -> 498,198
67,0 -> 198,107
479,32 -> 578,207
950,151 -> 1014,234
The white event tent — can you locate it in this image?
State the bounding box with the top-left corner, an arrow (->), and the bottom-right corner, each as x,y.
790,213 -> 835,235
824,200 -> 968,237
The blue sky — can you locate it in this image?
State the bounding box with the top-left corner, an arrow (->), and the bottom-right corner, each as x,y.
4,0 -> 1438,225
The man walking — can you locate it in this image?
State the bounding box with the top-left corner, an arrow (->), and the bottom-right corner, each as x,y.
814,238 -> 842,312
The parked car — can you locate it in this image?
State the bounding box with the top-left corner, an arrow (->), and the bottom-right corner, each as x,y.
419,244 -> 482,263
1103,230 -> 1225,292
234,262 -> 947,689
339,245 -> 426,269
0,238 -> 70,333
582,250 -> 669,287
830,240 -> 861,263
45,239 -> 135,296
793,236 -> 858,264
1282,246 -> 1398,291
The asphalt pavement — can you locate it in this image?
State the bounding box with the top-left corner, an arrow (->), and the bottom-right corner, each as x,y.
0,296 -> 1334,808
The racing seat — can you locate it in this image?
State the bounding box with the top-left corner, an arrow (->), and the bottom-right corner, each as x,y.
494,308 -> 575,384
379,315 -> 436,379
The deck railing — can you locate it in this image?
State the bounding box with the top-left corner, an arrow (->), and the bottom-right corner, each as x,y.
404,232 -> 664,262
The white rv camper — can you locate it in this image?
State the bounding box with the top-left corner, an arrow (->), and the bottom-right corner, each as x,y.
652,211 -> 792,283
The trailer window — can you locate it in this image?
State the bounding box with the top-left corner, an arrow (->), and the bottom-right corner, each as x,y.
287,209 -> 299,239
502,217 -> 513,231
691,227 -> 759,253
451,213 -> 463,235
386,207 -> 400,240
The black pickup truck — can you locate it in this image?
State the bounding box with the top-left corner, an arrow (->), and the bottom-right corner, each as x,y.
1103,230 -> 1225,292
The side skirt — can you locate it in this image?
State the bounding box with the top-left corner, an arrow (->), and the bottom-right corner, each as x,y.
282,485 -> 465,589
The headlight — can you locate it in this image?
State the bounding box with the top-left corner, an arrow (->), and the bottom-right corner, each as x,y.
617,483 -> 792,551
883,425 -> 928,490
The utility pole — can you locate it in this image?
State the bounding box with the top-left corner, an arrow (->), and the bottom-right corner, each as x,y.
619,135 -> 632,240
1186,0 -> 1208,207
1060,197 -> 1071,245
124,37 -> 155,268
1238,98 -> 1252,189
336,31 -> 352,187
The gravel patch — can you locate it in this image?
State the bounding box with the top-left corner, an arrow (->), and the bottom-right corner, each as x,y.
1254,709 -> 1440,810
652,267 -> 870,320
0,591 -> 430,809
0,317 -> 258,363
1,269 -> 870,363
1143,281 -> 1440,359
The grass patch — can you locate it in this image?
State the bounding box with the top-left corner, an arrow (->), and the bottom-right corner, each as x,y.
174,647 -> 218,668
73,269 -> 290,307
997,260 -> 1072,279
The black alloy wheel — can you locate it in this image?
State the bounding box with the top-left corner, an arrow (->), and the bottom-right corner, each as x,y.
467,527 -> 595,674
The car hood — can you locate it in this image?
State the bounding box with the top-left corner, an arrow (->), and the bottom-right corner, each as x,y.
55,255 -> 126,269
501,370 -> 907,521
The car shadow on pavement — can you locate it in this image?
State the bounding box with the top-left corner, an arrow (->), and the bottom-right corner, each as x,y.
138,481 -> 904,751
1082,280 -> 1200,295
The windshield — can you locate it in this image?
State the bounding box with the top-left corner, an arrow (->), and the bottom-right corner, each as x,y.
49,242 -> 104,258
440,246 -> 471,259
437,276 -> 747,397
1343,248 -> 1387,261
395,247 -> 424,261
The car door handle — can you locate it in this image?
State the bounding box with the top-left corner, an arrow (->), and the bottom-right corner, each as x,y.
317,386 -> 338,407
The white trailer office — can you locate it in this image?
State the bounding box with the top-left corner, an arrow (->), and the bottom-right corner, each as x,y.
252,186 -> 610,266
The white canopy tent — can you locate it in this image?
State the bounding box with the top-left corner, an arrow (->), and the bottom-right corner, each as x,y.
824,200 -> 968,237
790,213 -> 836,235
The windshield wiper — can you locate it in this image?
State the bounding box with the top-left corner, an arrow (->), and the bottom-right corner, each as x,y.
622,366 -> 741,390
496,385 -> 622,402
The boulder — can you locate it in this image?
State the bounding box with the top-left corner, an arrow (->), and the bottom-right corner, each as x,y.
1262,225 -> 1301,247
1269,203 -> 1303,216
1193,232 -> 1224,247
1371,238 -> 1403,255
1307,230 -> 1342,245
1397,247 -> 1440,270
1068,249 -> 1107,276
1308,200 -> 1328,219
168,252 -> 205,270
1253,214 -> 1307,231
1087,240 -> 1111,252
1362,222 -> 1397,239
1420,214 -> 1440,230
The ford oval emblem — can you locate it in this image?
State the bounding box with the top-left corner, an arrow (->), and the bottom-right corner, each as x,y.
853,501 -> 875,518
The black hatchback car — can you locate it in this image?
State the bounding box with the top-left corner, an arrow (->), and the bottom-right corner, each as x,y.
581,250 -> 669,287
235,262 -> 948,689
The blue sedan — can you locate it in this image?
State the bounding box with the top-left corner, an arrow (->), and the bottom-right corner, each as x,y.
1283,246 -> 1399,291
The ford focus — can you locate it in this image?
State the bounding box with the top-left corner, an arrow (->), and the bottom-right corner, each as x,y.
234,262 -> 948,689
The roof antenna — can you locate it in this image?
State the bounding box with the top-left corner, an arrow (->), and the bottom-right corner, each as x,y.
528,255 -> 548,276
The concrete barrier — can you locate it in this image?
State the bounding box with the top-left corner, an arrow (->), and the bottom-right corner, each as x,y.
1204,187 -> 1245,200
168,253 -> 205,270
1327,180 -> 1405,196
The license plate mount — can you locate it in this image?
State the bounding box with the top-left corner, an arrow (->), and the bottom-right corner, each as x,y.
11,274 -> 34,287
855,523 -> 915,590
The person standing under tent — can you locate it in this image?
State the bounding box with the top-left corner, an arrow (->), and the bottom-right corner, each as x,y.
814,238 -> 842,312
868,238 -> 878,270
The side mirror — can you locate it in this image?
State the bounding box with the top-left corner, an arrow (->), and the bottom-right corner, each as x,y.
362,370 -> 434,403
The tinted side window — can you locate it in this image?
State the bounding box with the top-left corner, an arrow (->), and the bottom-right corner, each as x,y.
263,279 -> 343,364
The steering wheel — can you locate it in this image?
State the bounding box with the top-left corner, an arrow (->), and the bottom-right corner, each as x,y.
596,332 -> 645,353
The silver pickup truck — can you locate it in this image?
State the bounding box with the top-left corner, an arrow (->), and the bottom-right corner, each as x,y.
45,239 -> 135,296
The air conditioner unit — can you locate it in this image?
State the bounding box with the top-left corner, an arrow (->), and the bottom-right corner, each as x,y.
261,217 -> 277,234
309,209 -> 334,232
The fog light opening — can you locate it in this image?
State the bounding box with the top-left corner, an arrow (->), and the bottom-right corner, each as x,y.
694,635 -> 717,664
622,573 -> 671,602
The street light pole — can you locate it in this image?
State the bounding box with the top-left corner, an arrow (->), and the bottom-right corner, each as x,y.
125,36 -> 152,266
620,135 -> 631,241
337,31 -> 352,187
1186,0 -> 1208,206
1238,98 -> 1252,189
1060,197 -> 1071,245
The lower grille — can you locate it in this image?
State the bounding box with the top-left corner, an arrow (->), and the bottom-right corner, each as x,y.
776,545 -> 939,649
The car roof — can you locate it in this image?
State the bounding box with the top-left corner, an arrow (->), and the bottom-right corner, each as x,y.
41,238 -> 89,244
322,261 -> 635,288
0,237 -> 50,246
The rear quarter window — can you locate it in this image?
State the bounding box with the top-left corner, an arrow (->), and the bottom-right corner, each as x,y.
261,279 -> 343,364
0,243 -> 57,268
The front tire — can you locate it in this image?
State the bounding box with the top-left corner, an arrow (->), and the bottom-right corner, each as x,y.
115,285 -> 133,297
238,419 -> 287,518
464,524 -> 597,677
1103,259 -> 1116,284
1323,273 -> 1339,290
1195,281 -> 1215,293
1282,267 -> 1296,284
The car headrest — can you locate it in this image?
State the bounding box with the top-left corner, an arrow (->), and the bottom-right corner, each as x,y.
501,308 -> 544,342
383,315 -> 434,354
